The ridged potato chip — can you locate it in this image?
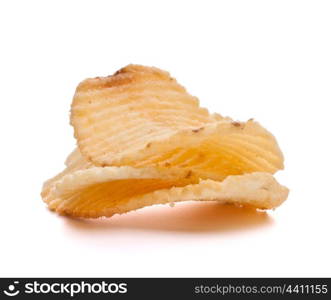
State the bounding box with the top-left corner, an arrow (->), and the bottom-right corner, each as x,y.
42,64 -> 288,219
42,149 -> 198,206
44,164 -> 201,218
41,149 -> 92,209
47,170 -> 288,218
71,65 -> 284,181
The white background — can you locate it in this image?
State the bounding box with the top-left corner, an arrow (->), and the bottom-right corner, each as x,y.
1,0 -> 330,277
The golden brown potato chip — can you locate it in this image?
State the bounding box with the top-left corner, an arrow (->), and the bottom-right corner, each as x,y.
42,65 -> 289,219
71,65 -> 284,180
44,164 -> 200,217
47,171 -> 288,218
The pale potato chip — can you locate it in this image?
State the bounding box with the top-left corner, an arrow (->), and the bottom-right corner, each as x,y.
45,165 -> 200,217
120,172 -> 289,215
42,148 -> 198,206
41,149 -> 92,208
48,171 -> 288,218
71,65 -> 284,180
64,147 -> 88,167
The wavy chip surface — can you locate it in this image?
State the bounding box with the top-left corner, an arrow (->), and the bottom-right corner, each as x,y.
45,169 -> 288,218
41,149 -> 92,209
71,65 -> 284,180
42,64 -> 289,219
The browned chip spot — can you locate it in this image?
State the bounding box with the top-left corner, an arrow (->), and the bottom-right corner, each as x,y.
198,152 -> 205,159
185,170 -> 193,178
192,127 -> 204,133
113,70 -> 121,76
164,162 -> 171,167
146,143 -> 152,148
232,121 -> 241,127
231,121 -> 246,129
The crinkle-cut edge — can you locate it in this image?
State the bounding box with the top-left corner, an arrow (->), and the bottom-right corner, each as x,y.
54,166 -> 199,196
53,172 -> 289,218
41,149 -> 91,203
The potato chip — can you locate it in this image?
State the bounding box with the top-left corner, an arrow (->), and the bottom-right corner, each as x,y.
123,172 -> 289,213
45,165 -> 200,217
64,147 -> 88,167
110,119 -> 284,181
71,65 -> 284,180
71,65 -> 223,162
47,171 -> 288,218
41,149 -> 92,208
42,64 -> 289,219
